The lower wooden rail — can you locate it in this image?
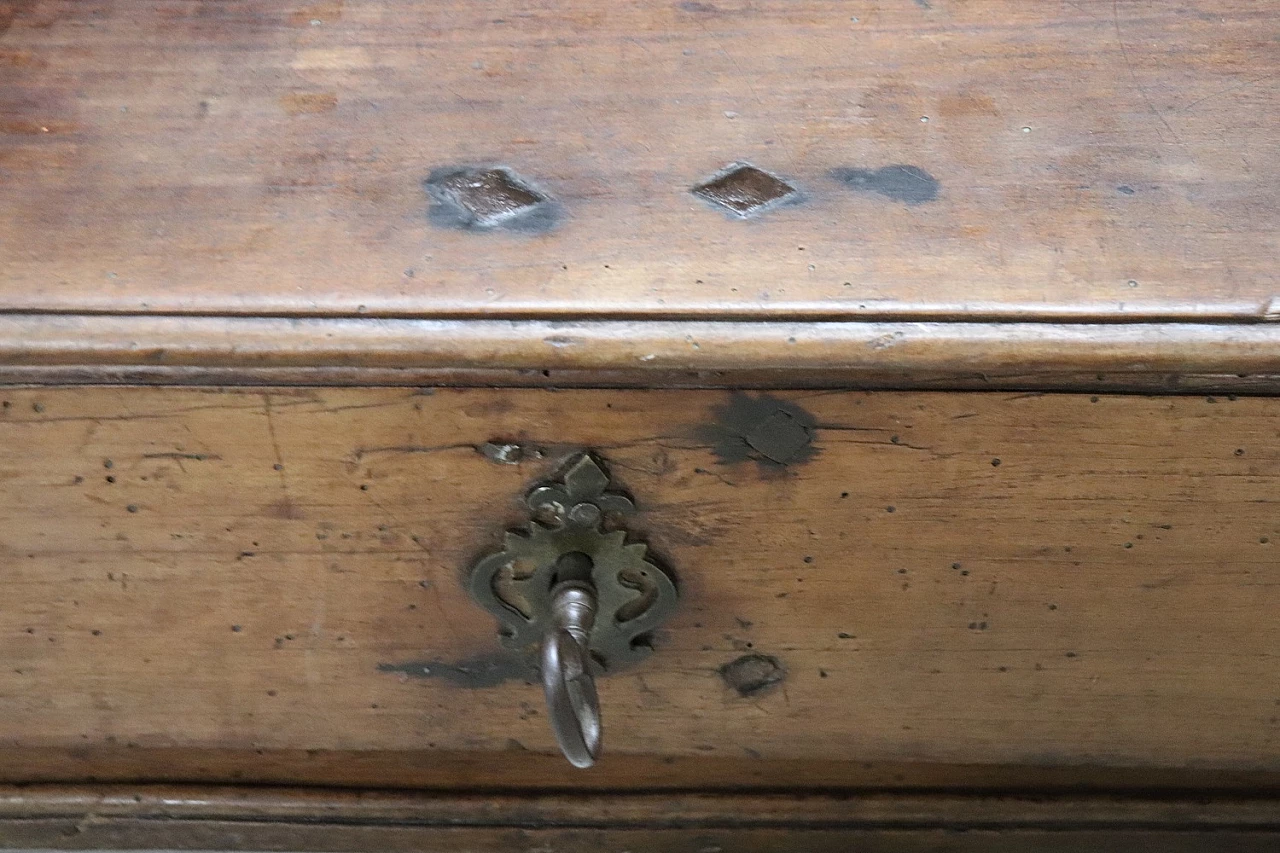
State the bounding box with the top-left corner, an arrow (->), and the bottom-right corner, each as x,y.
2,785 -> 1279,851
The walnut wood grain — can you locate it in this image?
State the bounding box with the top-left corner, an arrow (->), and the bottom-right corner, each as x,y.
0,387 -> 1278,789
2,0 -> 1277,321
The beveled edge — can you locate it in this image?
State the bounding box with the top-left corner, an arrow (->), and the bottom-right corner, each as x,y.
0,315 -> 1277,391
1,783 -> 1278,828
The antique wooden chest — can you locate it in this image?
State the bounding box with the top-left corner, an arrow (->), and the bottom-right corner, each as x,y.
2,0 -> 1279,849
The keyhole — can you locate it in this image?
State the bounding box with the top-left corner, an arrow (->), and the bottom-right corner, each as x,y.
553,551 -> 594,586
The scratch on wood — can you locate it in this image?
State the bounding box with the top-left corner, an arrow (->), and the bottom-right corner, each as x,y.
1112,0 -> 1183,146
378,653 -> 535,688
351,443 -> 475,462
262,393 -> 301,520
141,452 -> 221,461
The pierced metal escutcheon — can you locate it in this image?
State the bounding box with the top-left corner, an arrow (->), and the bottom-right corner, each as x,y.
468,453 -> 679,768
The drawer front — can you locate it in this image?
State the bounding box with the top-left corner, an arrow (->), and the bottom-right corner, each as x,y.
0,387 -> 1276,788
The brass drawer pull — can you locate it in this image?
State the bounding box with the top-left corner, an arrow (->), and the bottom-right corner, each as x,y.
470,453 -> 678,768
542,581 -> 601,768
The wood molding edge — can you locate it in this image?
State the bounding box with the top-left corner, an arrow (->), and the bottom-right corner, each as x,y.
2,784 -> 1278,829
0,315 -> 1277,390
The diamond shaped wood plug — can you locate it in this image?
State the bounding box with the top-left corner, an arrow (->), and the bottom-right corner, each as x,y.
424,166 -> 558,231
692,163 -> 798,217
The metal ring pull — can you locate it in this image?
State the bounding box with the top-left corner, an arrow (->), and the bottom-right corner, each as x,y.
470,454 -> 678,769
541,581 -> 601,768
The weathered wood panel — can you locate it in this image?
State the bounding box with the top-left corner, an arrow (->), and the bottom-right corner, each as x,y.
0,387 -> 1277,787
2,1 -> 1278,320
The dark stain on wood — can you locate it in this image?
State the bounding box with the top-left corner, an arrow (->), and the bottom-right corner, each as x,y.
695,393 -> 818,469
719,653 -> 786,697
262,498 -> 305,520
677,1 -> 721,13
378,652 -> 536,689
831,165 -> 939,205
424,166 -> 561,232
0,1 -> 38,37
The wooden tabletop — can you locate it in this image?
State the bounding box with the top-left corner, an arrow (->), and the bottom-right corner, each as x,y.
2,0 -> 1277,322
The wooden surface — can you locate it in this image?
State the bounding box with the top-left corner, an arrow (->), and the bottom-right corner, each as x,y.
1,386 -> 1279,788
2,0 -> 1278,321
4,785 -> 1280,852
4,746 -> 1279,793
11,823 -> 1280,852
9,784 -> 1280,827
3,315 -> 1280,372
1,314 -> 1279,391
9,825 -> 1280,853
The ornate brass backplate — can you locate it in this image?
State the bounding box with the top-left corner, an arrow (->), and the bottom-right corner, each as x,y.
468,453 -> 678,672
